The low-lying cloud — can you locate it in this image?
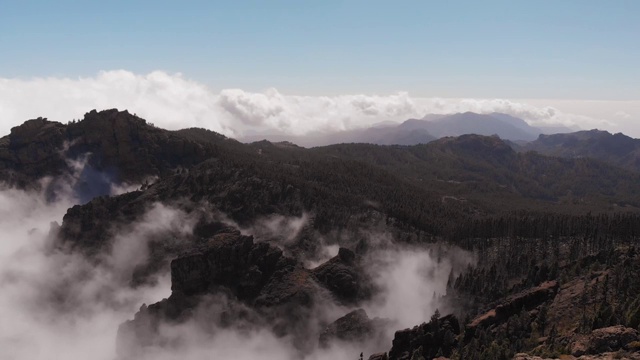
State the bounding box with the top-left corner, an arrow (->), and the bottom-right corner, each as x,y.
1,70 -> 633,139
0,168 -> 474,360
0,157 -> 195,360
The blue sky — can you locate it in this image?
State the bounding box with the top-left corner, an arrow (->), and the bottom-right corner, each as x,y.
1,0 -> 638,99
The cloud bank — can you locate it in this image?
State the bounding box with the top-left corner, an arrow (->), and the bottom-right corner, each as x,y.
1,70 -> 634,139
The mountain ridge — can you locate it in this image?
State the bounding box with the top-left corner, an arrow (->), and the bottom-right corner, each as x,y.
240,111 -> 571,147
3,109 -> 640,359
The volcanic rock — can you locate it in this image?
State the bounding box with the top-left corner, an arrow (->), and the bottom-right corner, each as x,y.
388,314 -> 460,360
466,280 -> 559,339
570,326 -> 640,357
117,231 -> 324,357
318,308 -> 386,347
312,247 -> 371,303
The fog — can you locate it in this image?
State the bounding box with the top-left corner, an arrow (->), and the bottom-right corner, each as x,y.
120,229 -> 474,360
0,179 -> 173,359
0,169 -> 473,359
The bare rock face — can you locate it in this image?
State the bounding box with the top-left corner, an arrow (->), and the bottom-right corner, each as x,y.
368,353 -> 389,360
514,352 -> 640,359
0,118 -> 67,188
570,326 -> 640,357
388,314 -> 460,360
466,280 -> 559,339
117,231 -> 323,357
318,308 -> 387,347
312,247 -> 372,304
171,232 -> 268,297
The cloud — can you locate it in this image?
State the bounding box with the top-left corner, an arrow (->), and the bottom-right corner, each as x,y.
0,70 -> 627,140
0,159 -> 475,359
0,173 -> 196,359
0,70 -> 233,136
614,110 -> 631,119
218,88 -> 286,126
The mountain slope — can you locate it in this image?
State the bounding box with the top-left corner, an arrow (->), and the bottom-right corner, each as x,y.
311,135 -> 640,213
3,110 -> 640,359
522,129 -> 640,172
409,112 -> 541,141
0,109 -> 241,200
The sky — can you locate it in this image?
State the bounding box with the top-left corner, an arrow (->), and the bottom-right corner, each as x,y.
0,0 -> 638,136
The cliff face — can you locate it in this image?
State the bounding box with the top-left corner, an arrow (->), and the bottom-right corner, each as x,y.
116,229 -> 377,358
0,118 -> 67,187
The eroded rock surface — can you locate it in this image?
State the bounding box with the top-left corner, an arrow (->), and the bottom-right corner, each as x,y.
387,314 -> 460,360
570,326 -> 639,357
466,280 -> 559,339
318,308 -> 387,347
117,232 -> 374,358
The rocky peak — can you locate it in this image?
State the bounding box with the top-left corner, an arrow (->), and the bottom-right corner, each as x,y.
387,313 -> 461,360
312,247 -> 372,304
0,109 -> 227,197
319,308 -> 387,347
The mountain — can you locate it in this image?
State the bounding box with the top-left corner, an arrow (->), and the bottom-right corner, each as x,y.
405,112 -> 541,141
309,135 -> 640,213
0,109 -> 242,201
240,124 -> 436,147
521,129 -> 640,172
240,112 -> 545,147
4,109 -> 640,360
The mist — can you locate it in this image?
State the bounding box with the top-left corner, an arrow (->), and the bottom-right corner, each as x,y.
0,167 -> 474,359
117,229 -> 475,360
0,175 -> 177,359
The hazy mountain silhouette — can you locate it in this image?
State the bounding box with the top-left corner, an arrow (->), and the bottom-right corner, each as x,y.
240,112 -> 567,147
521,129 -> 640,172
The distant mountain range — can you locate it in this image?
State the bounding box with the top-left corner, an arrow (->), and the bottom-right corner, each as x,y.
519,129 -> 640,172
240,111 -> 575,147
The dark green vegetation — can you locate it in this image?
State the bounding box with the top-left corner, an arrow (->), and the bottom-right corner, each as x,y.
4,109 -> 640,359
520,129 -> 640,173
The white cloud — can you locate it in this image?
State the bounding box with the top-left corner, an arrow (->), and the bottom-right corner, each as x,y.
0,183 -> 173,360
0,70 -> 631,139
0,70 -> 233,136
615,110 -> 631,119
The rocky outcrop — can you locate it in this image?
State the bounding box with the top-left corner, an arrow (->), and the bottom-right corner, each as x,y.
117,231 -> 324,357
168,231 -> 322,307
368,353 -> 389,360
0,109 -> 232,192
318,308 -> 386,347
514,352 -> 640,359
388,314 -> 460,360
466,280 -> 559,339
312,248 -> 372,304
570,326 -> 640,357
0,118 -> 67,188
